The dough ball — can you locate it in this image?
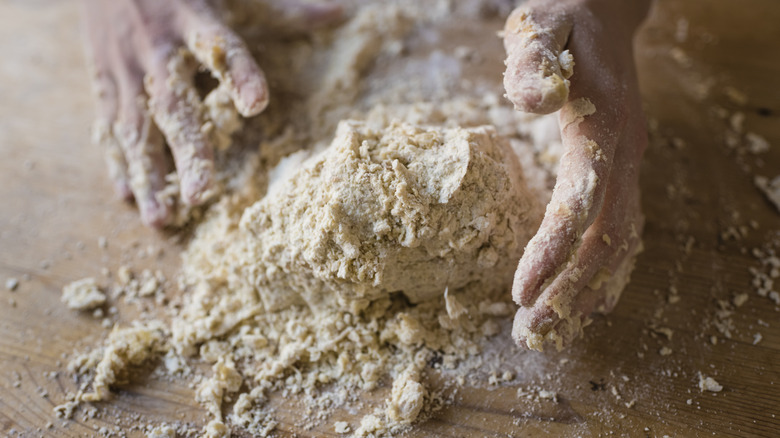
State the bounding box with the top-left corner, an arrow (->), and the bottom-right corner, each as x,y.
241,120 -> 542,311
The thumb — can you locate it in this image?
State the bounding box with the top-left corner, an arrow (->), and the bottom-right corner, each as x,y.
503,6 -> 574,114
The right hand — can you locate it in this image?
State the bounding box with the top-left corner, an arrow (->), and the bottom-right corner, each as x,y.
502,0 -> 652,350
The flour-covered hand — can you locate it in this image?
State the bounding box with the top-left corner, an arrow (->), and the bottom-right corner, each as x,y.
82,0 -> 340,227
502,0 -> 652,350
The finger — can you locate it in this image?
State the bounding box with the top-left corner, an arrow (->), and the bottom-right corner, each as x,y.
512,99 -> 618,307
513,148 -> 644,350
83,7 -> 133,200
145,50 -> 216,205
93,120 -> 133,201
89,68 -> 134,200
512,26 -> 630,308
513,212 -> 643,348
513,282 -> 601,351
183,17 -> 269,117
503,5 -> 574,114
513,227 -> 643,351
114,87 -> 172,228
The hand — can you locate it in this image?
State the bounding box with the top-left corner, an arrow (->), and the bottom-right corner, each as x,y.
82,0 -> 341,227
502,0 -> 652,350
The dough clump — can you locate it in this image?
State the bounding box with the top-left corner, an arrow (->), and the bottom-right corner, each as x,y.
241,120 -> 542,311
61,277 -> 106,311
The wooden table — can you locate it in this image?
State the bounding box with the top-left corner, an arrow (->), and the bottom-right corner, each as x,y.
1,1 -> 778,436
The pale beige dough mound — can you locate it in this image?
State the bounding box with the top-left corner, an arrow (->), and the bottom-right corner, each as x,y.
240,120 -> 543,311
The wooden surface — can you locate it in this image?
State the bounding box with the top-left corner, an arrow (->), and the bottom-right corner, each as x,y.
1,1 -> 779,437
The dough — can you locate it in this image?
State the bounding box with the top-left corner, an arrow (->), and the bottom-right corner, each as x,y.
61,277 -> 105,311
240,120 -> 543,311
385,366 -> 426,424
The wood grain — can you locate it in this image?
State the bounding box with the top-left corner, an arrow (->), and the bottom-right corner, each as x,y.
1,1 -> 778,437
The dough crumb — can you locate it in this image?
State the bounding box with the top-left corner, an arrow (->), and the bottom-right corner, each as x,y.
147,424 -> 176,438
754,175 -> 780,213
61,278 -> 105,310
538,389 -> 558,402
732,292 -> 749,307
386,367 -> 426,424
334,421 -> 351,434
204,420 -> 229,438
698,373 -> 723,392
53,400 -> 78,419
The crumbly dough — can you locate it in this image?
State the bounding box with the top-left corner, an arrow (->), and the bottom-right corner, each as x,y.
386,366 -> 426,424
79,321 -> 167,402
204,84 -> 243,152
146,424 -> 176,438
61,277 -> 105,310
334,421 -> 350,434
698,373 -> 723,392
241,120 -> 541,310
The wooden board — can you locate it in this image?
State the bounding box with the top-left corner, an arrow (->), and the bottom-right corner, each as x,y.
1,1 -> 779,436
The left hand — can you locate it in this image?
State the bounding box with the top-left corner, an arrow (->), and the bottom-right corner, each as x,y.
82,0 -> 341,227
